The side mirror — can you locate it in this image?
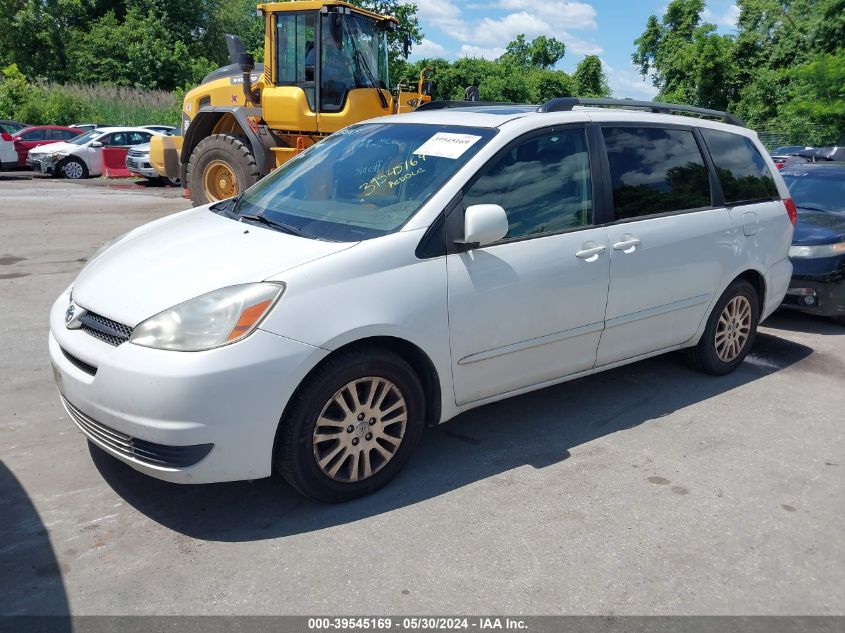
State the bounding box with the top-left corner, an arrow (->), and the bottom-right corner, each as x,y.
238,52 -> 255,73
462,204 -> 508,247
91,141 -> 103,148
403,33 -> 412,58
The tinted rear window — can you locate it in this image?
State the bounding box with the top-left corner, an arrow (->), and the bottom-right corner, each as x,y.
602,126 -> 711,219
701,129 -> 779,204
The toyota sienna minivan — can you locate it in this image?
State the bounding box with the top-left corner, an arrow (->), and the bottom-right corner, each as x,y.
50,99 -> 795,502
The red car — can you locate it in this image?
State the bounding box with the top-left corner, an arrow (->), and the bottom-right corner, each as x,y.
12,126 -> 83,167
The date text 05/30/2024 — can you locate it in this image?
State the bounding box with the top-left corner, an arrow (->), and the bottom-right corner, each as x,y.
307,617 -> 528,631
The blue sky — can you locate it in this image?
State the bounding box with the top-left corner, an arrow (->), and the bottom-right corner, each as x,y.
404,0 -> 740,100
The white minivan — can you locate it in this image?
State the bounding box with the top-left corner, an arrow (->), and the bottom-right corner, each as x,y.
49,99 -> 795,502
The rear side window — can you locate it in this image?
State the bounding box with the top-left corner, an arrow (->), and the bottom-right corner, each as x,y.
701,129 -> 779,204
21,129 -> 46,141
602,127 -> 710,219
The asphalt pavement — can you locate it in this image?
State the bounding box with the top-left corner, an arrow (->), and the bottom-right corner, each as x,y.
1,175 -> 842,616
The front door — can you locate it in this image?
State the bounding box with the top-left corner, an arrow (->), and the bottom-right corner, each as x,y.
447,126 -> 610,405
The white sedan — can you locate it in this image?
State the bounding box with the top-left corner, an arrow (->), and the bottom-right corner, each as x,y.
27,127 -> 161,179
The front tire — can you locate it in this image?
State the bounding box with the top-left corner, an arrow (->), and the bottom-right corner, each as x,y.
186,134 -> 259,206
684,279 -> 759,375
275,347 -> 426,503
61,158 -> 88,180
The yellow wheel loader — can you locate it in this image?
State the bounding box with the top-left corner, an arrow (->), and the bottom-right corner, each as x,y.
150,1 -> 433,206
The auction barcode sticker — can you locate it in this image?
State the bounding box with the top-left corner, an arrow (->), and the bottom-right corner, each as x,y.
413,133 -> 482,159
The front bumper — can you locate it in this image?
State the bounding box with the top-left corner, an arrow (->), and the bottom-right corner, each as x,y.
126,156 -> 158,178
781,278 -> 845,317
780,255 -> 845,318
49,288 -> 328,483
27,155 -> 58,174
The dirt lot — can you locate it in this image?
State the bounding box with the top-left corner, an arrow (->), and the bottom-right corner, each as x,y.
1,174 -> 843,616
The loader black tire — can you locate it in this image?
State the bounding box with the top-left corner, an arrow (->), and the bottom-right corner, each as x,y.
186,134 -> 260,206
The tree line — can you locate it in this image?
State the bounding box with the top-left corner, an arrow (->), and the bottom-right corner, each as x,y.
634,0 -> 845,144
395,35 -> 610,104
2,0 -> 838,143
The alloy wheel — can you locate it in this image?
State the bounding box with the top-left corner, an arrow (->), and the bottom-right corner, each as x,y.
715,295 -> 752,362
312,377 -> 407,483
63,161 -> 83,179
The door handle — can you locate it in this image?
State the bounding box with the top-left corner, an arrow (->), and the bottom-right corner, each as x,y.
575,243 -> 607,262
612,236 -> 641,253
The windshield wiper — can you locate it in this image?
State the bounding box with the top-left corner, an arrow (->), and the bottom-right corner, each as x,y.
349,38 -> 388,110
212,194 -> 242,217
238,212 -> 304,236
796,204 -> 829,213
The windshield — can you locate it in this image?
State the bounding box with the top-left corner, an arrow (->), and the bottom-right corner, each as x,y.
781,171 -> 845,213
321,12 -> 388,111
68,130 -> 102,146
234,123 -> 496,241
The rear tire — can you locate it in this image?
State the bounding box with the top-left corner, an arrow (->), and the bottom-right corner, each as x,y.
275,347 -> 426,503
684,279 -> 759,375
186,134 -> 259,206
61,158 -> 88,180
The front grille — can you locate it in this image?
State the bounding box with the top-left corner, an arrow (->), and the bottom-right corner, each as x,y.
62,396 -> 214,468
79,310 -> 133,346
127,149 -> 147,158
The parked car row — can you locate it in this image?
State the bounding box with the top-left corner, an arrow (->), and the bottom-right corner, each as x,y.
1,123 -> 176,175
26,128 -> 164,179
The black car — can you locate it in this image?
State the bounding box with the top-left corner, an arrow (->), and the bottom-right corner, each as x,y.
782,146 -> 845,169
780,163 -> 845,323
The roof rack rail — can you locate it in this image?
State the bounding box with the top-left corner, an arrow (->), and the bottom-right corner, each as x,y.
537,97 -> 745,127
414,100 -> 522,111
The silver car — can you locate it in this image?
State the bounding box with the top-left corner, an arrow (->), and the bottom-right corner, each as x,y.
126,143 -> 178,184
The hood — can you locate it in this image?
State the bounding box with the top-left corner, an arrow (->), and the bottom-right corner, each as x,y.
29,141 -> 76,156
793,209 -> 845,245
72,207 -> 356,326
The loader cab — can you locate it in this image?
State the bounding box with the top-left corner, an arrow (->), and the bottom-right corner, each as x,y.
262,2 -> 394,134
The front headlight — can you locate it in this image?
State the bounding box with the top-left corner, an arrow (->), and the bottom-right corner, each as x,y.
789,242 -> 845,258
129,282 -> 285,351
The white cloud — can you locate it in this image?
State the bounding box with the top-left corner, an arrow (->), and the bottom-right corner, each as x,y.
602,61 -> 660,100
400,0 -> 602,60
472,12 -> 551,45
492,0 -> 598,30
565,35 -> 603,55
458,45 -> 507,60
411,38 -> 448,58
703,3 -> 739,28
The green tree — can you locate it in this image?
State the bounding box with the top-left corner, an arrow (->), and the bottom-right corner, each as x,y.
67,8 -> 214,90
400,35 -> 575,104
573,55 -> 609,97
779,51 -> 845,144
500,34 -> 566,69
633,0 -> 735,109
